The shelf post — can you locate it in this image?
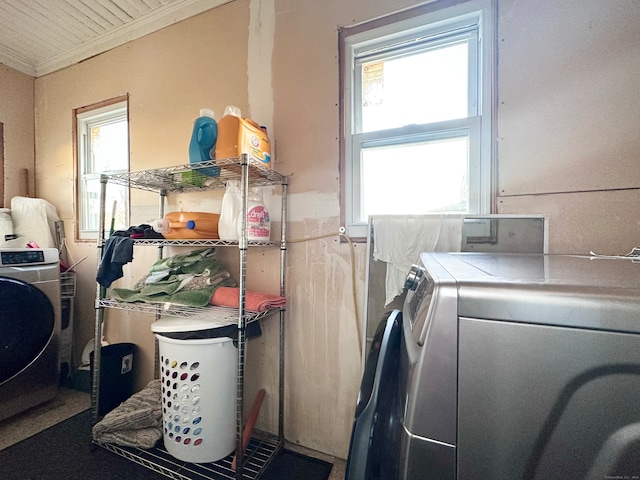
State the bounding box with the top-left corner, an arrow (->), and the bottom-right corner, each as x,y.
91,174 -> 109,427
278,180 -> 288,441
235,153 -> 250,478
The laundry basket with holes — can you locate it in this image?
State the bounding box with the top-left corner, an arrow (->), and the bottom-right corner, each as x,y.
151,317 -> 237,463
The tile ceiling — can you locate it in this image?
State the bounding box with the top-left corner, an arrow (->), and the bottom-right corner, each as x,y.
0,0 -> 232,77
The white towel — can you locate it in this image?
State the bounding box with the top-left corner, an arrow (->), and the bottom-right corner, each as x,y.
372,215 -> 464,306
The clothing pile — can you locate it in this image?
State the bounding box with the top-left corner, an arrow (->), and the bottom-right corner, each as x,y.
96,224 -> 167,289
112,224 -> 164,240
109,247 -> 236,307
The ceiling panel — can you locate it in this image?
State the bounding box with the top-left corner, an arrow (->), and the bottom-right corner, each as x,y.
0,0 -> 233,77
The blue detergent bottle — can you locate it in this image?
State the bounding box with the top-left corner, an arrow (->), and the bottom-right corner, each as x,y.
188,108 -> 220,176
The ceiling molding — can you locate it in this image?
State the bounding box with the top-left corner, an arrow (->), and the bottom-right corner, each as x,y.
0,48 -> 36,77
0,0 -> 235,78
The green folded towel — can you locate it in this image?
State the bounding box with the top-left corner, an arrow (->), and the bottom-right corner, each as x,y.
110,285 -> 222,307
149,247 -> 216,273
109,247 -> 236,307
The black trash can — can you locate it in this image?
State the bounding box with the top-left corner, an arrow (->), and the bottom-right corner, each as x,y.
90,343 -> 136,415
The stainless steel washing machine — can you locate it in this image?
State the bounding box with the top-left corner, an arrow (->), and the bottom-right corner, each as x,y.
0,248 -> 61,422
347,252 -> 640,480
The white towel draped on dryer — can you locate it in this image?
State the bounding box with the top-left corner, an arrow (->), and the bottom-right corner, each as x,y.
372,215 -> 464,306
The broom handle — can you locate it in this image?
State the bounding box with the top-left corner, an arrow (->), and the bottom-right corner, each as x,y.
232,388 -> 266,471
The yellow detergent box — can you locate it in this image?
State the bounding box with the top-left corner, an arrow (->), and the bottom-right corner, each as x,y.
216,115 -> 271,169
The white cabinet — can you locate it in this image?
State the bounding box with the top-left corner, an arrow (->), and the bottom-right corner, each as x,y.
91,155 -> 287,479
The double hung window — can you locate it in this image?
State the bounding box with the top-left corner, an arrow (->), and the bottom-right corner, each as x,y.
76,98 -> 129,240
341,0 -> 494,238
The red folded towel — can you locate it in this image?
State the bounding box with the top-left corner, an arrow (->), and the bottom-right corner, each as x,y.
209,287 -> 286,312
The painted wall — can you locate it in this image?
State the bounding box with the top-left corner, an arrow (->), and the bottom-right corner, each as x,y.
0,65 -> 34,205
28,0 -> 640,460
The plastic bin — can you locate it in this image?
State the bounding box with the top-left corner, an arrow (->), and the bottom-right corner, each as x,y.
152,318 -> 237,464
90,343 -> 136,416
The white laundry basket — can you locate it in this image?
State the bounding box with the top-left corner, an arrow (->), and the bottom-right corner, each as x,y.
155,333 -> 237,463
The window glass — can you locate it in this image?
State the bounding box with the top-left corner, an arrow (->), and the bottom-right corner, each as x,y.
361,136 -> 469,218
341,0 -> 493,238
359,41 -> 469,132
76,100 -> 129,239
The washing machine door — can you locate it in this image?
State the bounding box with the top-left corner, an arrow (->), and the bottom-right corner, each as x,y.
346,309 -> 403,480
0,276 -> 55,384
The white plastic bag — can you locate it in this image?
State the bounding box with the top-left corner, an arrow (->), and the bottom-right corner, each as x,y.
0,208 -> 18,246
10,196 -> 61,248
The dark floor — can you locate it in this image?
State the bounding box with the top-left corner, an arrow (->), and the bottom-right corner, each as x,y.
0,387 -> 346,479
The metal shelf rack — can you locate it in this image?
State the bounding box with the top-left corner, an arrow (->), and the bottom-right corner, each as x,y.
96,433 -> 280,480
92,154 -> 288,480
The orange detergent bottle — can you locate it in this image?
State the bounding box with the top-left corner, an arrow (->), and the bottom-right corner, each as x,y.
215,105 -> 271,169
152,212 -> 220,239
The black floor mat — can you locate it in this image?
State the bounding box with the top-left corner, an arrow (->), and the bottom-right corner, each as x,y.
261,448 -> 333,480
0,410 -> 333,480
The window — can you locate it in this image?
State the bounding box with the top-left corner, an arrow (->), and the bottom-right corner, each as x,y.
75,98 -> 129,240
340,0 -> 494,238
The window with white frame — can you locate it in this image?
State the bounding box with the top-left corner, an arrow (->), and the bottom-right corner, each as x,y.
341,0 -> 494,238
76,99 -> 129,240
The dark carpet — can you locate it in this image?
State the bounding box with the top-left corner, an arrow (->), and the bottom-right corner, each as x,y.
261,449 -> 333,480
0,410 -> 333,480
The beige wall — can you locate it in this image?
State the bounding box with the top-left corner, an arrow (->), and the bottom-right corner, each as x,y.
0,65 -> 34,205
24,0 -> 640,460
496,0 -> 640,253
35,0 -> 253,393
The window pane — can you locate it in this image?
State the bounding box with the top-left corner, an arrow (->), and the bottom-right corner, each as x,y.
88,121 -> 128,174
360,42 -> 469,133
77,100 -> 129,238
361,136 -> 469,220
82,176 -> 100,232
81,176 -> 127,233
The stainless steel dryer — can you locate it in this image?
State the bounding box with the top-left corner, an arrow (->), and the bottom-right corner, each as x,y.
0,248 -> 61,421
347,252 -> 640,480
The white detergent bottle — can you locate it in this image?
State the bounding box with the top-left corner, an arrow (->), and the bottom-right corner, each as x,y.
240,187 -> 270,242
218,180 -> 241,241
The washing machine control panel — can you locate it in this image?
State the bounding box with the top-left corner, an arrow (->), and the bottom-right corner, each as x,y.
406,268 -> 436,342
404,264 -> 425,291
1,249 -> 48,266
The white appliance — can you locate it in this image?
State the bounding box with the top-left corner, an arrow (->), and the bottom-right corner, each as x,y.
0,248 -> 61,421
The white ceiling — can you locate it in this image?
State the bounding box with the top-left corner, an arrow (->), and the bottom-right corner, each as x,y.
0,0 -> 233,77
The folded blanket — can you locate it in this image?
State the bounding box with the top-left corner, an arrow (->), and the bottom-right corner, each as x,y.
209,287 -> 287,312
92,379 -> 162,449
